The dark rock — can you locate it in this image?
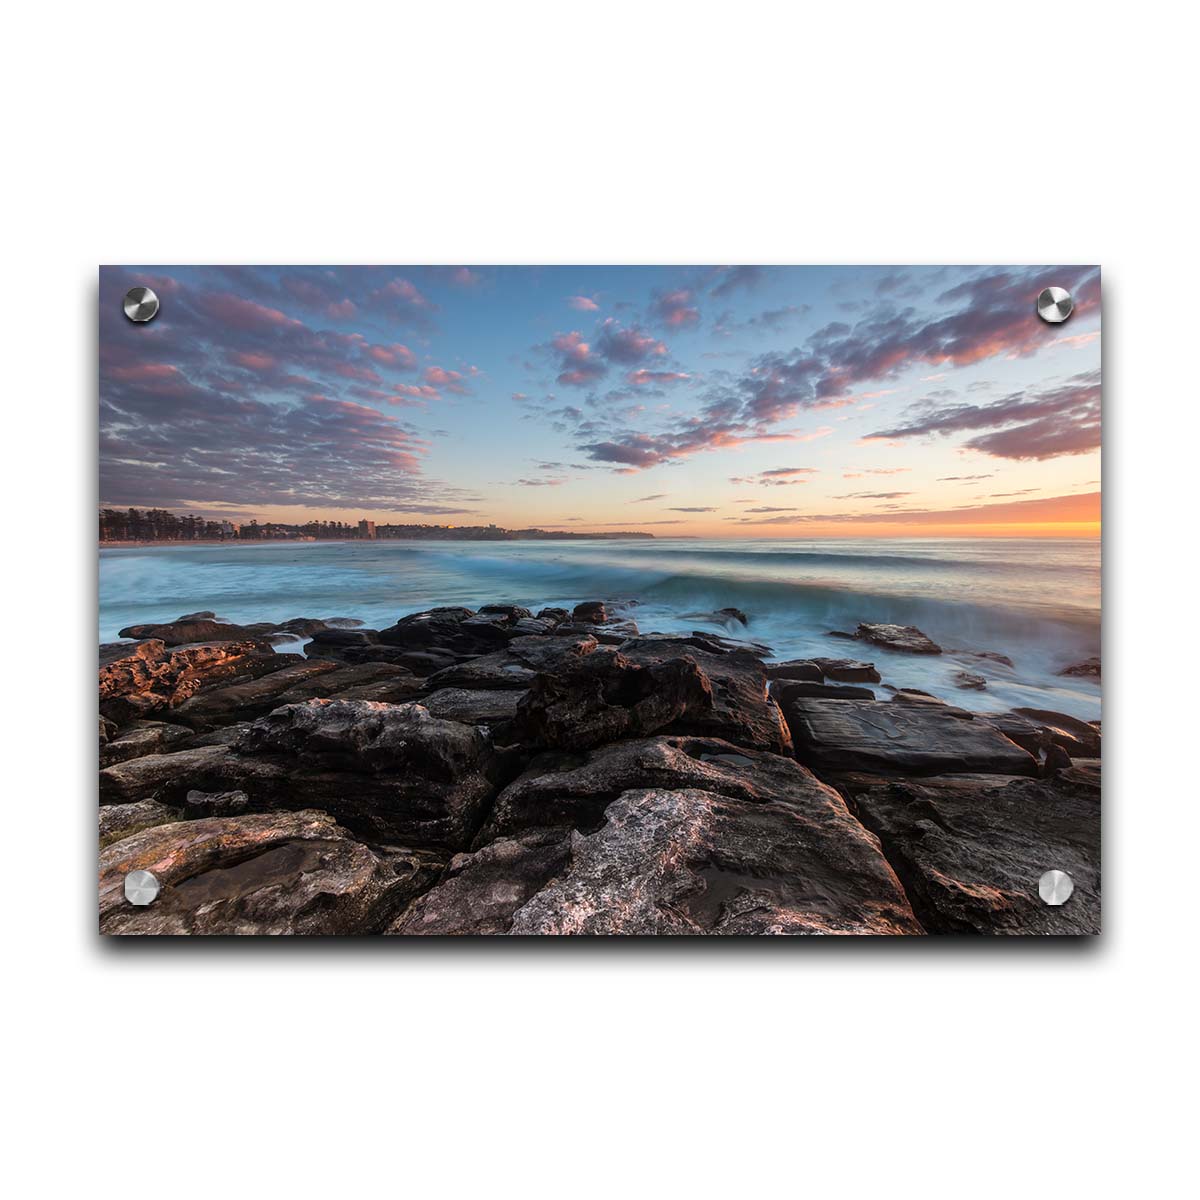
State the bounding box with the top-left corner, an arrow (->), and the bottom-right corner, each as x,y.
536,607 -> 569,624
170,658 -> 344,729
854,622 -> 942,655
100,810 -> 442,935
304,628 -> 380,658
572,600 -> 607,624
116,618 -> 267,645
684,631 -> 772,656
478,604 -> 533,621
810,657 -> 882,684
426,654 -> 537,691
508,647 -> 712,752
716,607 -> 749,625
422,688 -> 525,725
555,617 -> 640,645
765,659 -> 823,683
389,828 -> 574,935
889,691 -> 975,719
977,712 -> 1048,756
953,671 -> 987,690
183,788 -> 255,818
235,700 -> 498,848
377,606 -> 522,657
272,662 -> 419,706
381,649 -> 460,674
770,679 -> 876,702
479,733 -> 858,843
780,698 -> 1038,776
510,617 -> 558,636
1042,744 -> 1073,777
1012,708 -> 1102,757
509,633 -> 599,671
835,773 -> 1099,934
425,633 -> 598,692
99,744 -> 285,806
504,787 -> 921,935
1058,656 -> 1101,679
176,611 -> 217,622
1058,758 -> 1101,792
620,637 -> 791,754
99,720 -> 193,767
320,674 -> 427,705
99,799 -> 183,848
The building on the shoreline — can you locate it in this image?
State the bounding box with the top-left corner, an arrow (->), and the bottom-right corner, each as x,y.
358,519 -> 377,540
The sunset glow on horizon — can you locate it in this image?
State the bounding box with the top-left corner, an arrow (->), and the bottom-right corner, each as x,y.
100,265 -> 1101,539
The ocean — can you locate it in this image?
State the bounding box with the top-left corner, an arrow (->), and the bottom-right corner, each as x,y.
99,537 -> 1101,721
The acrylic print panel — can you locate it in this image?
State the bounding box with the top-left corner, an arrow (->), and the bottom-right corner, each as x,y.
98,266 -> 1101,936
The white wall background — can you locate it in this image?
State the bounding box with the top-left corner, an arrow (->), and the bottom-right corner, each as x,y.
3,2 -> 1195,1195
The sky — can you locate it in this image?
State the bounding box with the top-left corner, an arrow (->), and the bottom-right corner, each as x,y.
99,265 -> 1101,538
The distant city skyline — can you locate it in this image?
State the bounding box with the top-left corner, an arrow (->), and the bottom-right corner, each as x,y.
100,265 -> 1100,537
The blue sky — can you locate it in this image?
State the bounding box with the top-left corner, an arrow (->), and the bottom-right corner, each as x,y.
99,264 -> 1101,535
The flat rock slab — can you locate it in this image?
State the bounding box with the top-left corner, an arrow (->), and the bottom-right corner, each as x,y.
503,787 -> 921,935
855,622 -> 943,655
171,658 -> 343,728
479,734 -> 848,843
421,687 -> 525,724
1013,708 -> 1102,757
765,660 -> 823,683
810,658 -> 881,683
99,799 -> 183,848
99,720 -> 193,767
770,679 -> 875,702
100,809 -> 441,934
780,698 -> 1038,776
833,773 -> 1100,935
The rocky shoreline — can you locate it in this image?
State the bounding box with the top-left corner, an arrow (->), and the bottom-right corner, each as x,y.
98,601 -> 1100,935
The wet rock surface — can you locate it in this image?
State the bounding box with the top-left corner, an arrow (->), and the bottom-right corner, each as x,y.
97,599 -> 1099,936
833,773 -> 1100,935
478,734 -> 843,843
810,657 -> 882,684
101,810 -> 441,934
621,637 -> 791,754
853,622 -> 943,655
506,787 -> 922,935
779,698 -> 1039,777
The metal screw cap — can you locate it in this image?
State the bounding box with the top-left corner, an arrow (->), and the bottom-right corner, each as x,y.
1036,286 -> 1073,324
123,286 -> 160,323
124,869 -> 161,906
1039,869 -> 1074,906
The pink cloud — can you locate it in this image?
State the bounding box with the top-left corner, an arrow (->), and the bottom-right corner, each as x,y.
229,351 -> 277,371
550,331 -> 606,387
653,289 -> 700,329
568,295 -> 599,311
628,369 -> 691,386
424,366 -> 468,394
595,319 -> 668,364
365,342 -> 417,369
